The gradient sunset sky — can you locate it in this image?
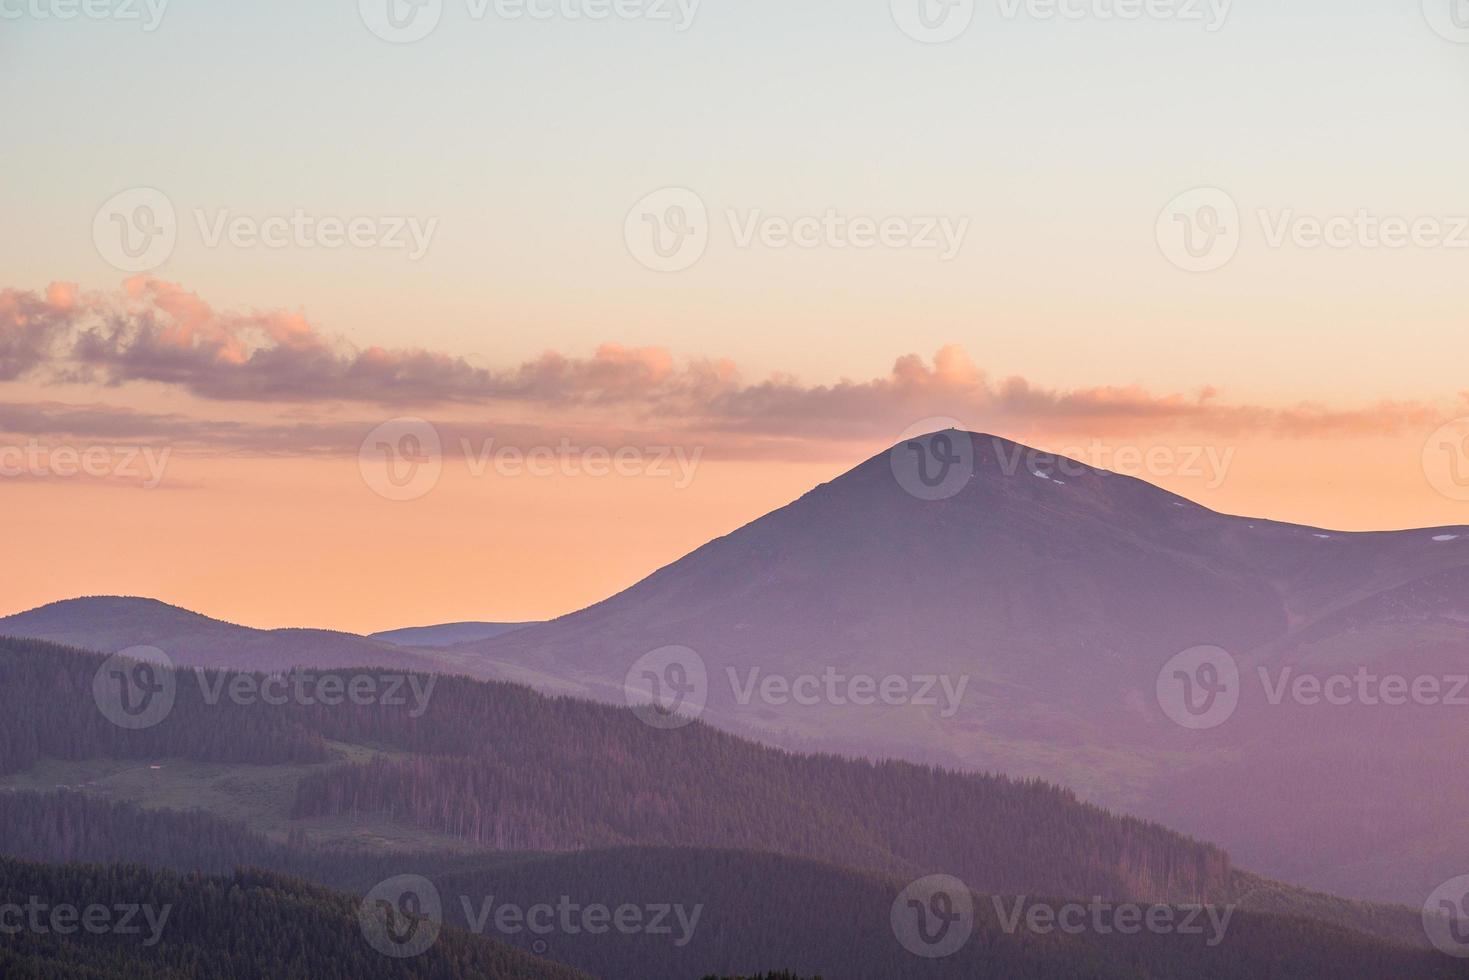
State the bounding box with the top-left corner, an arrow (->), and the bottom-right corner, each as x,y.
2,0 -> 1467,631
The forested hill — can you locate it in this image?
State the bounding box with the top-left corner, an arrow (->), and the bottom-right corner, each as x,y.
1,794 -> 1463,980
0,855 -> 588,980
0,634 -> 1229,904
0,790 -> 1434,953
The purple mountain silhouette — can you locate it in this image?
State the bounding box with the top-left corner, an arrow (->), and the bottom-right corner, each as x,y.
460,431 -> 1469,903
7,433 -> 1465,903
0,596 -> 443,674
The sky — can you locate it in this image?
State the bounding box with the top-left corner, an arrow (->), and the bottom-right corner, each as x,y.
2,0 -> 1468,631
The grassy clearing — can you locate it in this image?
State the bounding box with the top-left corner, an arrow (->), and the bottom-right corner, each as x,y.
0,743 -> 479,854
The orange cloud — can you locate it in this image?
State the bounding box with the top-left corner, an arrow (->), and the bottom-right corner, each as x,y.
0,278 -> 1455,458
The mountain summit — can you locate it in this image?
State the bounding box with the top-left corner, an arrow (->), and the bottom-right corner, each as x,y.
464,431 -> 1469,904
0,595 -> 440,674
470,430 -> 1460,712
7,433 -> 1467,904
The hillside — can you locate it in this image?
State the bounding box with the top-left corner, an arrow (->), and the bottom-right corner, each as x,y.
0,793 -> 1461,980
453,431 -> 1469,902
0,635 -> 1229,905
0,854 -> 587,980
0,637 -> 1446,956
371,622 -> 538,648
0,596 -> 447,674
17,433 -> 1468,903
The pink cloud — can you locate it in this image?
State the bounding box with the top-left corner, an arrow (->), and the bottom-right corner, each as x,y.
0,278 -> 1451,454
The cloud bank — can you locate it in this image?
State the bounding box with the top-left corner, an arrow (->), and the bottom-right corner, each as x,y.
0,277 -> 1452,458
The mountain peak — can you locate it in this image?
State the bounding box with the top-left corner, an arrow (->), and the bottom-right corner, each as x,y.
3,595 -> 219,627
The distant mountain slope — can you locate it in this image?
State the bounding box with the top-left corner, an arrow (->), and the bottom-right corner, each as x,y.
470,432 -> 1468,707
10,434 -> 1469,903
0,793 -> 1456,980
0,635 -> 1231,906
406,848 -> 1469,980
459,432 -> 1469,903
0,854 -> 587,980
371,621 -> 538,648
0,639 -> 1447,958
0,596 -> 447,673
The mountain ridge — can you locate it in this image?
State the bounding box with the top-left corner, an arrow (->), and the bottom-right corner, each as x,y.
6,432 -> 1467,903
457,431 -> 1469,903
